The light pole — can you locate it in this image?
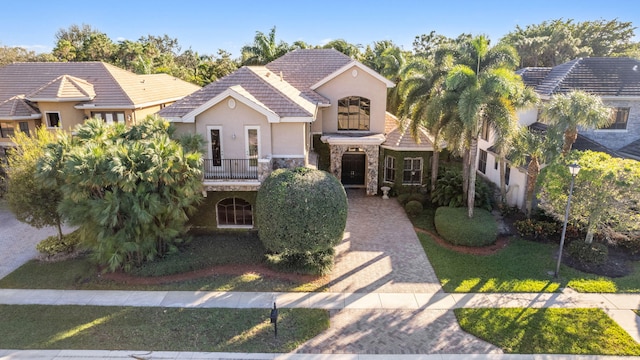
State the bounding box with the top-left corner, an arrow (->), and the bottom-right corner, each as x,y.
554,163 -> 581,278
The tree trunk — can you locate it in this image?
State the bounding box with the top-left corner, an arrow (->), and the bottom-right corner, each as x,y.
499,156 -> 507,205
431,150 -> 440,192
462,149 -> 470,202
56,220 -> 63,241
562,129 -> 578,156
525,157 -> 540,218
467,138 -> 478,218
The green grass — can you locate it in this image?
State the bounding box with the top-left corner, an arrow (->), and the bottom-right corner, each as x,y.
413,207 -> 640,293
0,305 -> 328,352
455,308 -> 640,355
434,207 -> 497,247
0,233 -> 327,292
418,233 -> 640,293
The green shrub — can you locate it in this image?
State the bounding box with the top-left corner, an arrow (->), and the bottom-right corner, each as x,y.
264,249 -> 335,275
515,219 -> 559,241
36,231 -> 81,257
566,241 -> 609,265
434,207 -> 497,247
431,169 -> 492,210
255,167 -> 347,261
408,193 -> 427,205
397,193 -> 411,205
405,200 -> 423,218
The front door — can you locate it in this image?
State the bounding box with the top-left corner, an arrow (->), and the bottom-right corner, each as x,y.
341,153 -> 365,186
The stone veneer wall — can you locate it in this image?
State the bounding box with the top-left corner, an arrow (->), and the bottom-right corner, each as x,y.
272,157 -> 306,170
203,183 -> 260,192
329,144 -> 379,195
579,100 -> 640,150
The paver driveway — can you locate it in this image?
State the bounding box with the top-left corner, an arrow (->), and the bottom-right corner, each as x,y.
299,190 -> 502,354
0,201 -> 72,280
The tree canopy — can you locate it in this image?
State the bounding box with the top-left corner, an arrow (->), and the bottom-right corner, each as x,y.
36,117 -> 204,272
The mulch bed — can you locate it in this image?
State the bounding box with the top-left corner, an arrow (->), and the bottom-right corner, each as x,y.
102,263 -> 325,286
415,227 -> 509,255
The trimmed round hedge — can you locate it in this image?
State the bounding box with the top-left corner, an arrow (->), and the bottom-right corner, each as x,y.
255,167 -> 348,255
434,207 -> 497,247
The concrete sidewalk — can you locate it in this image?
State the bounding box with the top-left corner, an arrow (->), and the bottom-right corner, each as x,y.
0,350 -> 634,359
0,289 -> 637,310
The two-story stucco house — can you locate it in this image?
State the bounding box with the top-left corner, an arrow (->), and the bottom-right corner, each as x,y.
160,49 -> 434,230
0,62 -> 200,156
478,57 -> 640,209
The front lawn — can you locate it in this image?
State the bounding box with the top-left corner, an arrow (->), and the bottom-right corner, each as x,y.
0,233 -> 327,292
419,232 -> 640,293
412,206 -> 640,293
0,305 -> 328,352
455,308 -> 640,355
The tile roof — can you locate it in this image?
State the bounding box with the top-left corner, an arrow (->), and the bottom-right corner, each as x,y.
382,112 -> 434,150
0,95 -> 39,119
528,122 -> 621,157
526,57 -> 640,96
0,62 -> 199,112
27,75 -> 95,101
159,66 -> 314,119
617,138 -> 640,160
516,67 -> 551,88
160,49 -> 359,120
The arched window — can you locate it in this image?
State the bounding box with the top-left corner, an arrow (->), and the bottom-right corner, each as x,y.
217,198 -> 253,227
338,96 -> 370,131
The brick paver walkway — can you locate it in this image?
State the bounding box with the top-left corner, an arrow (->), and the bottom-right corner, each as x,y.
329,189 -> 441,293
312,189 -> 498,354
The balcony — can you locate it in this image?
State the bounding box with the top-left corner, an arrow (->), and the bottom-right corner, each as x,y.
203,159 -> 259,180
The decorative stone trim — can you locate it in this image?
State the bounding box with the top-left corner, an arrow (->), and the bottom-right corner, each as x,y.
328,144 -> 380,195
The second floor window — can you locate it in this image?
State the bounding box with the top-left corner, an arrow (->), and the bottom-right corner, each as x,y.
92,112 -> 125,124
338,96 -> 370,131
46,112 -> 61,128
600,107 -> 629,130
478,150 -> 488,174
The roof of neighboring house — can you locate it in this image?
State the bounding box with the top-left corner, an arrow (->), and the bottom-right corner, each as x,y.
381,112 -> 434,151
0,62 -> 200,119
159,49 -> 394,121
528,122 -> 621,156
0,95 -> 40,120
518,57 -> 640,97
618,138 -> 640,160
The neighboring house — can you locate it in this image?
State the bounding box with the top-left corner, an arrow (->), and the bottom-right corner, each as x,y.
0,61 -> 200,155
478,57 -> 640,209
160,49 -> 435,230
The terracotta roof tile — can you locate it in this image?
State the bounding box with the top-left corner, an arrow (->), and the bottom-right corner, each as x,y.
0,62 -> 199,110
382,114 -> 434,150
0,95 -> 40,119
159,66 -> 312,119
27,75 -> 95,101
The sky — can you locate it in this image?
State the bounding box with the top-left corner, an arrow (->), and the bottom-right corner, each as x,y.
2,0 -> 640,58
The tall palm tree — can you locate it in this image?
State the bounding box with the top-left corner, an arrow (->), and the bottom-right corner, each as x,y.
445,35 -> 534,218
509,126 -> 561,217
402,53 -> 456,192
240,27 -> 291,66
542,90 -> 612,156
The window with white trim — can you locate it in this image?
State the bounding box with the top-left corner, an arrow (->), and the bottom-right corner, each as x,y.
91,111 -> 125,124
217,197 -> 253,227
403,158 -> 422,185
384,155 -> 395,182
46,112 -> 61,128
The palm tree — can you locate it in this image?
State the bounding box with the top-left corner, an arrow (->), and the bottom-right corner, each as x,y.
542,90 -> 612,156
322,39 -> 362,59
445,35 -> 534,218
509,126 -> 561,217
240,27 -> 291,66
402,54 -> 455,192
